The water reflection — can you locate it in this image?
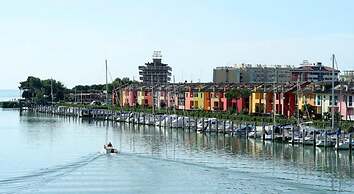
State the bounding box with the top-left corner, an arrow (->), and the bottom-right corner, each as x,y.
64,117 -> 354,180
14,111 -> 354,192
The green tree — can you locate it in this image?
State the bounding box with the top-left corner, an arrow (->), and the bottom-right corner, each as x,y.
19,76 -> 67,104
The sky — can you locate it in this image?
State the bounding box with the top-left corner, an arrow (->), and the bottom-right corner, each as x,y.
0,0 -> 354,89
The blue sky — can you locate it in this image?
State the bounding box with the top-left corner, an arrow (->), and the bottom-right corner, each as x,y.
0,0 -> 353,89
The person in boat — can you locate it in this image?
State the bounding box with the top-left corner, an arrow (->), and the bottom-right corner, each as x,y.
104,142 -> 113,149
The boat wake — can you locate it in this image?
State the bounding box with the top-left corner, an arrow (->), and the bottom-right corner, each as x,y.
0,152 -> 103,194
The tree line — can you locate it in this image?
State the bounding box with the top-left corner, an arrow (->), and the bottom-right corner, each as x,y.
18,76 -> 137,104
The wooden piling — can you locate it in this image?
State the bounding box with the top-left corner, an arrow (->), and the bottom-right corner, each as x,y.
349,133 -> 352,154
188,117 -> 191,130
159,115 -> 162,128
272,125 -> 275,142
254,122 -> 257,140
262,123 -> 265,142
202,118 -> 205,131
208,119 -> 211,134
246,124 -> 248,139
291,125 -> 294,145
231,121 -> 234,136
302,127 -> 305,146
324,131 -> 328,148
195,117 -> 198,131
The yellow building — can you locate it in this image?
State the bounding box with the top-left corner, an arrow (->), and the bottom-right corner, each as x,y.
249,92 -> 266,113
193,91 -> 204,110
298,93 -> 316,111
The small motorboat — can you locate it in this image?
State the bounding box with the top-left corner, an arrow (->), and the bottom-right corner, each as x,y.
104,144 -> 119,154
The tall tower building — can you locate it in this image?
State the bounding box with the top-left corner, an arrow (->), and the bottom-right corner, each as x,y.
139,51 -> 172,84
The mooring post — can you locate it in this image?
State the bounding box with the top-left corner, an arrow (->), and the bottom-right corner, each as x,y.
262,123 -> 265,142
188,117 -> 191,130
336,133 -> 340,150
159,115 -> 162,128
302,128 -> 305,146
324,131 -> 327,148
349,133 -> 352,154
153,114 -> 156,126
231,121 -> 234,135
272,125 -> 275,142
254,122 -> 257,139
143,113 -> 146,125
291,125 -> 295,145
246,124 -> 248,139
170,115 -> 173,128
313,130 -> 316,147
202,118 -> 205,131
208,119 -> 212,133
195,117 -> 198,131
137,112 -> 140,125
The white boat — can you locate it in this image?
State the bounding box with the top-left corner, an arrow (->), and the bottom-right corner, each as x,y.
335,140 -> 354,150
316,138 -> 334,147
104,144 -> 118,154
197,118 -> 217,132
301,136 -> 315,145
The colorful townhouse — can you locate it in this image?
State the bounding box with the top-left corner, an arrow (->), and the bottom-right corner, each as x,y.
121,86 -> 137,107
117,82 -> 354,121
313,84 -> 354,121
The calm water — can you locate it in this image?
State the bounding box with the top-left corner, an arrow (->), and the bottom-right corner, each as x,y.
0,109 -> 353,194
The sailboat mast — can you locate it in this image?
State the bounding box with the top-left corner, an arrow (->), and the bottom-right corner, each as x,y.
297,77 -> 300,126
331,54 -> 335,131
105,59 -> 109,105
51,78 -> 53,104
273,84 -> 276,128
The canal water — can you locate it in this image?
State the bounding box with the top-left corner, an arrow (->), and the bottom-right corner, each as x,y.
0,109 -> 353,194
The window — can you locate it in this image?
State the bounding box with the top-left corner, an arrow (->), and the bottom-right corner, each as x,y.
349,96 -> 353,107
329,96 -> 338,106
316,95 -> 321,106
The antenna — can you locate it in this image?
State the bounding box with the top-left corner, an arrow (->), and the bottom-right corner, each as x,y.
152,51 -> 162,59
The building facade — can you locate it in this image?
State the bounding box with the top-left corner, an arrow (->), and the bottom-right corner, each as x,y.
213,64 -> 292,84
139,51 -> 172,84
291,61 -> 340,82
213,67 -> 240,83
